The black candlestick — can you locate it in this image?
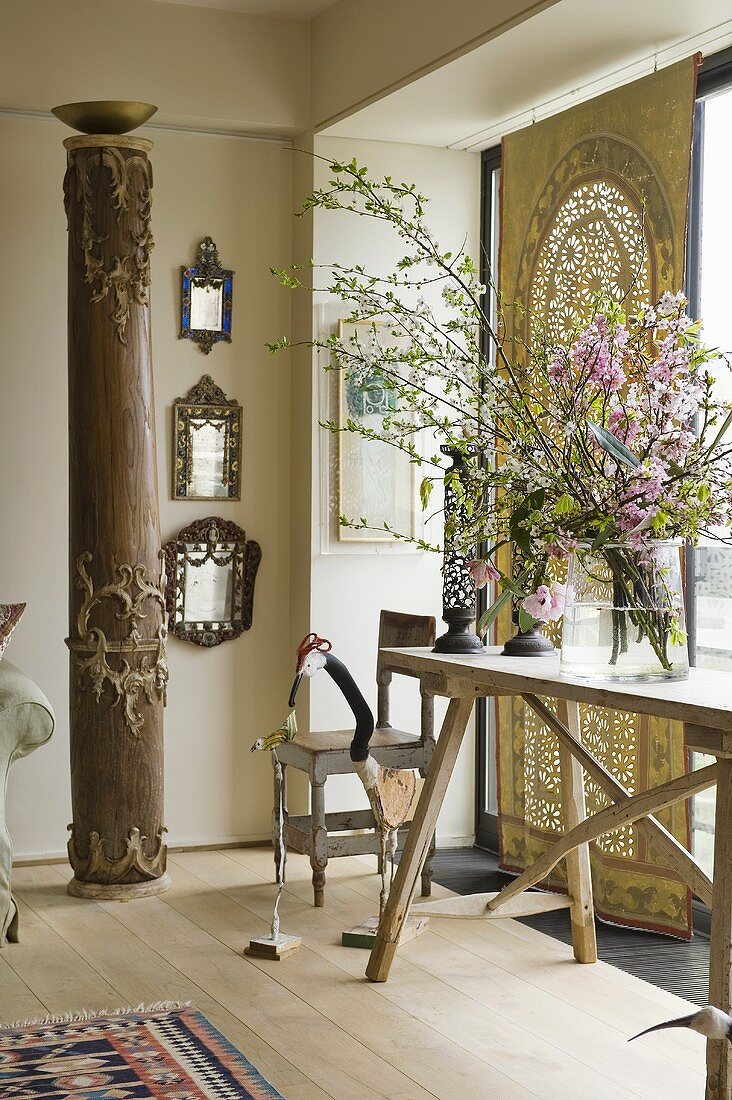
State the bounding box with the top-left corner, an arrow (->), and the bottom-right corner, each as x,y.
433,446 -> 483,654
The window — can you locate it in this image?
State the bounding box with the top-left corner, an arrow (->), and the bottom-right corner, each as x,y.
475,146 -> 501,850
687,56 -> 732,879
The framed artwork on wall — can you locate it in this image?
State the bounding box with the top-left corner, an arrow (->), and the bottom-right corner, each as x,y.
173,375 -> 242,501
335,319 -> 417,544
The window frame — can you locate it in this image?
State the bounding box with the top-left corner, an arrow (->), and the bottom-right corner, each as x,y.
684,47 -> 732,934
685,46 -> 732,663
475,143 -> 501,852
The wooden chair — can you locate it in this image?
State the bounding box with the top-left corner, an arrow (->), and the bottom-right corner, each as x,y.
275,610 -> 437,906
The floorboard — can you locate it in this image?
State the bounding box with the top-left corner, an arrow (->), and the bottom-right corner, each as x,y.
427,847 -> 711,1005
3,848 -> 706,1100
10,864 -> 328,1100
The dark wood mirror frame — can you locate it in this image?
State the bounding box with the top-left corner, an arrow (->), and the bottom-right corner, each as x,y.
163,517 -> 260,647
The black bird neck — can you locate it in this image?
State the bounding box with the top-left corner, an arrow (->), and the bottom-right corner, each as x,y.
323,653 -> 374,762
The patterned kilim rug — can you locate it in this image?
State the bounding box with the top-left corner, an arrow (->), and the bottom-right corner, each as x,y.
0,1002 -> 284,1099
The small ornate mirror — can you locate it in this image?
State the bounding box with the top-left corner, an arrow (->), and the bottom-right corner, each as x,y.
163,518 -> 260,647
180,237 -> 233,354
173,375 -> 242,500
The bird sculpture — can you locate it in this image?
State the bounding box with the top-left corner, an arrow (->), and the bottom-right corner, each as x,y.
251,710 -> 297,754
629,1006 -> 732,1043
247,709 -> 301,959
289,633 -> 417,917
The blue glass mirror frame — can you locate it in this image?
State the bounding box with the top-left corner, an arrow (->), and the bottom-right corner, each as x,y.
180,236 -> 233,354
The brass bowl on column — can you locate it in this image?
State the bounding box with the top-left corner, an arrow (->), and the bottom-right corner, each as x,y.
57,102 -> 170,899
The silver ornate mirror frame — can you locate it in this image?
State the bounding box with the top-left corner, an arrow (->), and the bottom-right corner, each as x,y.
173,375 -> 242,501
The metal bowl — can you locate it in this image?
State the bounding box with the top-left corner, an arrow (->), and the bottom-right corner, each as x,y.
51,101 -> 157,135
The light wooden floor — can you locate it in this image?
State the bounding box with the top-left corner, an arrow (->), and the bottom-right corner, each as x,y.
2,847 -> 707,1099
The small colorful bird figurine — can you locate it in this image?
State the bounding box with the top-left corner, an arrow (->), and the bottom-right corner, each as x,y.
629,1006 -> 732,1043
250,710 -> 298,753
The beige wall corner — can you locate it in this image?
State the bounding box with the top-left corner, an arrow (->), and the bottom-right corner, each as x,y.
289,132 -> 316,683
278,131 -> 317,817
309,0 -> 559,132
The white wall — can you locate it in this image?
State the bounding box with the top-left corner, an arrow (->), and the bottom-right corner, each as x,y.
310,0 -> 559,130
0,117 -> 68,861
1,0 -> 309,137
307,136 -> 481,845
1,117 -> 294,858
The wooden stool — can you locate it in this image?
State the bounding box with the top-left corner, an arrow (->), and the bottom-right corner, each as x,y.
275,610 -> 436,906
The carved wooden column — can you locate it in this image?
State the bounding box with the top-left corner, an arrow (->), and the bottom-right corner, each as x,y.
63,132 -> 169,898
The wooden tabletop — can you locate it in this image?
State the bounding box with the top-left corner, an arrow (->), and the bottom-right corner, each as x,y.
381,646 -> 732,732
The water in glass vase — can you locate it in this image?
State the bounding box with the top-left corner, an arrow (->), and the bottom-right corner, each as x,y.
559,541 -> 689,682
561,603 -> 689,681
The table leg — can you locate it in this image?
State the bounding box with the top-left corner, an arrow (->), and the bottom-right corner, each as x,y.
558,700 -> 597,963
707,757 -> 732,1100
310,768 -> 327,908
526,694 -> 713,906
366,694 -> 474,983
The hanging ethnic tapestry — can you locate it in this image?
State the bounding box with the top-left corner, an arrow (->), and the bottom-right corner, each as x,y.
496,57 -> 699,938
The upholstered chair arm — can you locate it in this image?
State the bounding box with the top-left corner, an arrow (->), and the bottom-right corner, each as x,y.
0,661 -> 55,946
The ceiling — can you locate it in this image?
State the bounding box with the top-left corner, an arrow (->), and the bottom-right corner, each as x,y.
321,0 -> 732,148
146,0 -> 335,17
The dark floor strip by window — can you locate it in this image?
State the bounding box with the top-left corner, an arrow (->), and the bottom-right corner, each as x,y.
427,848 -> 710,1007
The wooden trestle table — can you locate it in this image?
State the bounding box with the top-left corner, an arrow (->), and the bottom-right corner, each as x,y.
366,647 -> 732,1100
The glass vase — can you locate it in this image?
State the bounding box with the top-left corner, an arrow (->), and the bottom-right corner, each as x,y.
560,540 -> 689,682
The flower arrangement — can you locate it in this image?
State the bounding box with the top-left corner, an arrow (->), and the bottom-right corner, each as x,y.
270,158 -> 732,673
